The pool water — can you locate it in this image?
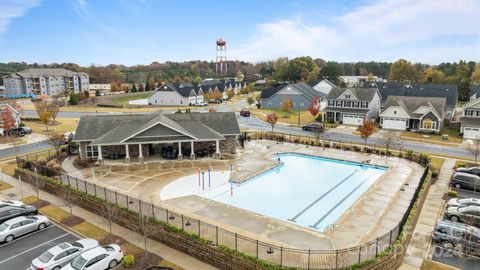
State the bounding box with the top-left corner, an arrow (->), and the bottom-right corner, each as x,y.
161,153 -> 386,231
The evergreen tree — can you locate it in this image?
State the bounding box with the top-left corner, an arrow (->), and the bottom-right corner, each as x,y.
131,84 -> 137,93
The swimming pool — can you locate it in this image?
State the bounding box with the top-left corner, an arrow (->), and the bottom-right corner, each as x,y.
161,153 -> 387,231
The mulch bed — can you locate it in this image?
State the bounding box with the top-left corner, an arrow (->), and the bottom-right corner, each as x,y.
61,215 -> 85,227
31,199 -> 50,209
116,252 -> 162,270
99,234 -> 127,246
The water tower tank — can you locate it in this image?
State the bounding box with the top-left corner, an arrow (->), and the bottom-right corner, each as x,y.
216,39 -> 226,46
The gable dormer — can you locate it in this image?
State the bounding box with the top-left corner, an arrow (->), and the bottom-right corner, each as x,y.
338,89 -> 358,100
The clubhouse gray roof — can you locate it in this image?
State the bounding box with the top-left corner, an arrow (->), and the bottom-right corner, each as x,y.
326,87 -> 379,102
260,83 -> 325,99
74,112 -> 239,145
5,68 -> 87,78
382,96 -> 446,119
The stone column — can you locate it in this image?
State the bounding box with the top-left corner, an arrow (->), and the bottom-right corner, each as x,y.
190,141 -> 195,159
177,141 -> 183,160
97,145 -> 104,165
138,143 -> 143,163
125,144 -> 130,163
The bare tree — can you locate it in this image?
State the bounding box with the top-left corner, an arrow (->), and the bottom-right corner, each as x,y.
62,189 -> 76,215
48,103 -> 60,125
32,167 -> 42,200
379,130 -> 402,153
135,212 -> 155,258
465,138 -> 480,165
48,133 -> 65,156
34,101 -> 53,131
102,202 -> 118,242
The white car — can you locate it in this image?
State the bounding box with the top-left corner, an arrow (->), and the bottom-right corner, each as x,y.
0,199 -> 25,208
61,244 -> 123,270
0,215 -> 49,242
31,238 -> 99,270
447,198 -> 480,208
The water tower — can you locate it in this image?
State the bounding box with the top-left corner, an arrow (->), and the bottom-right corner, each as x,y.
216,39 -> 227,77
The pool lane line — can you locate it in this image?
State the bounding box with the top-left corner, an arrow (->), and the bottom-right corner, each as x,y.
309,177 -> 369,230
287,170 -> 357,223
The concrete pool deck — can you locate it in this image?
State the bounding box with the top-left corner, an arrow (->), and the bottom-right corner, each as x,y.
63,140 -> 424,250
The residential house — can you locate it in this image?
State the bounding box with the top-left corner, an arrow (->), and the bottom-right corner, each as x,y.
379,96 -> 446,133
339,76 -> 382,87
89,84 -> 111,95
324,88 -> 381,125
73,112 -> 240,163
0,103 -> 21,135
259,83 -> 324,110
460,98 -> 480,139
148,83 -> 204,106
311,79 -> 336,96
469,85 -> 480,100
365,82 -> 458,118
3,68 -> 89,96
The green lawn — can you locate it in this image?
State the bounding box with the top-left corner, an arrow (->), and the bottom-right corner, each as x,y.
111,92 -> 151,105
430,157 -> 445,171
401,126 -> 462,144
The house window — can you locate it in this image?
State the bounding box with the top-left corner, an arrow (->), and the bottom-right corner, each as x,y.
345,101 -> 351,107
155,99 -> 157,104
86,146 -> 98,157
353,102 -> 359,108
394,110 -> 397,115
422,119 -> 433,129
345,94 -> 350,99
361,102 -> 368,108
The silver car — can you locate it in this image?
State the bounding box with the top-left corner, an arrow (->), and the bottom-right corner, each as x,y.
61,244 -> 124,270
447,198 -> 480,208
445,205 -> 480,226
0,199 -> 25,208
31,238 -> 99,270
0,215 -> 50,242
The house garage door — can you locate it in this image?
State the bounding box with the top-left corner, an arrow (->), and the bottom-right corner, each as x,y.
343,114 -> 364,125
382,118 -> 407,131
464,127 -> 480,140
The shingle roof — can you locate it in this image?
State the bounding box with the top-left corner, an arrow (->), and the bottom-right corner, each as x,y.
260,84 -> 287,99
8,68 -> 87,78
152,83 -> 195,98
381,96 -> 446,119
470,85 -> 480,98
326,87 -> 379,102
365,82 -> 458,109
74,112 -> 239,145
260,83 -> 323,99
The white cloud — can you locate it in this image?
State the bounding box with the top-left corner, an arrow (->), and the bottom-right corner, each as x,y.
232,0 -> 480,63
0,0 -> 41,43
72,0 -> 88,17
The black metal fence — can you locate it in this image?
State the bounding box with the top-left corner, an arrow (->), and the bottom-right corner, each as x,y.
16,133 -> 430,269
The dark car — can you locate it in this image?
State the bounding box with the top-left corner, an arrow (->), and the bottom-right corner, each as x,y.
450,172 -> 480,191
432,219 -> 480,256
144,267 -> 174,270
456,167 -> 480,177
302,122 -> 324,132
0,205 -> 38,223
240,109 -> 250,117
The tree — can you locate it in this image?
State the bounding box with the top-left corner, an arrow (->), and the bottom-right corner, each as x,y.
318,61 -> 343,85
145,82 -> 151,92
131,84 -> 138,93
422,68 -> 446,84
226,89 -> 235,99
95,89 -> 100,96
194,76 -> 202,83
138,83 -> 145,92
35,101 -> 53,131
111,81 -> 122,92
69,92 -> 79,105
132,200 -> 157,258
281,97 -> 293,113
211,89 -> 222,100
62,189 -> 76,216
367,73 -> 375,82
247,97 -> 255,108
111,68 -> 124,82
389,59 -> 416,82
0,106 -> 16,139
308,97 -> 320,120
379,130 -> 402,152
208,107 -> 217,113
102,202 -> 118,242
266,113 -> 278,133
359,119 -> 374,146
48,133 -> 66,156
48,104 -> 59,124
471,64 -> 480,84
456,60 -> 472,101
465,139 -> 480,165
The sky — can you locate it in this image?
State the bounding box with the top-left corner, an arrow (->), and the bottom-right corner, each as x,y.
0,0 -> 479,66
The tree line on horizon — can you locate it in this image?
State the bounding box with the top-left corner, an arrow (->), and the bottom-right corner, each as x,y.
1,58 -> 479,101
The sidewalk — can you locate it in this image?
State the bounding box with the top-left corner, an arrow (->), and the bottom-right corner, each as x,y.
0,172 -> 218,270
399,158 -> 455,270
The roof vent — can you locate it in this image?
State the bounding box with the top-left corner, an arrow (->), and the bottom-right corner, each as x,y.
164,85 -> 167,89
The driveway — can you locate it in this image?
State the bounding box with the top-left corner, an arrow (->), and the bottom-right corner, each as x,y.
328,125 -> 358,134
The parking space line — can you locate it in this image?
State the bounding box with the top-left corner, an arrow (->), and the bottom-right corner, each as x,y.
0,233 -> 70,264
0,225 -> 55,248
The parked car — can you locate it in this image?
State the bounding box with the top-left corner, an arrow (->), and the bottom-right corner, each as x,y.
0,205 -> 38,223
18,126 -> 32,134
445,205 -> 480,225
208,99 -> 222,104
144,267 -> 174,270
31,238 -> 99,270
450,172 -> 480,191
0,199 -> 25,208
456,167 -> 480,176
240,109 -> 250,117
61,244 -> 123,270
0,215 -> 49,242
432,219 -> 480,255
447,198 -> 480,208
302,122 -> 324,132
194,102 -> 208,107
9,127 -> 26,137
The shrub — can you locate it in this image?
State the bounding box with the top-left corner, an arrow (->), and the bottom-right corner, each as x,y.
37,156 -> 47,165
47,159 -> 59,167
456,163 -> 466,168
447,190 -> 458,197
123,254 -> 135,268
324,144 -> 330,148
431,169 -> 439,179
69,92 -> 79,105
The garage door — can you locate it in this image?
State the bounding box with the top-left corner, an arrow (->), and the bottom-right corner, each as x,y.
382,118 -> 407,131
343,115 -> 364,126
464,127 -> 480,140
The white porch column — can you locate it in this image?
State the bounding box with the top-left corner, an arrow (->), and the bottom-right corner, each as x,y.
78,144 -> 83,159
177,141 -> 183,160
215,139 -> 220,157
125,144 -> 130,163
190,141 -> 195,159
138,143 -> 143,163
333,112 -> 336,122
97,145 -> 103,165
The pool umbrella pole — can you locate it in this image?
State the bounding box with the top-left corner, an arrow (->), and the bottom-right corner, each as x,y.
208,169 -> 211,187
202,172 -> 205,191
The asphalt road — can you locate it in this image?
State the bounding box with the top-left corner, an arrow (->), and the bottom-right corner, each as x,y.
0,141 -> 53,159
0,224 -> 78,270
452,187 -> 480,199
432,246 -> 480,270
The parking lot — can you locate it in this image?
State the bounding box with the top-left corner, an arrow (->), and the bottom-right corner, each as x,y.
0,224 -> 78,270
